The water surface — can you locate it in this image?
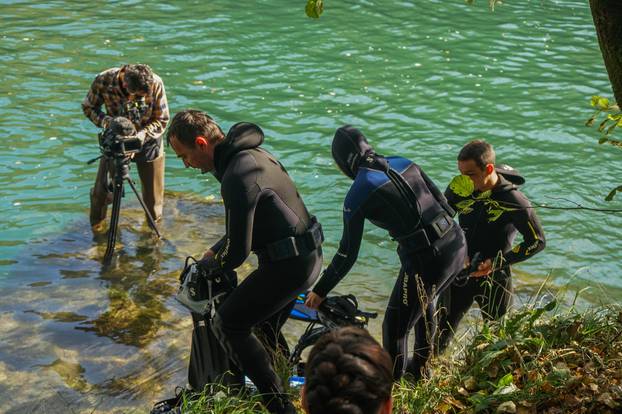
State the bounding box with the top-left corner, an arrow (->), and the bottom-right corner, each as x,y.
1,0 -> 621,412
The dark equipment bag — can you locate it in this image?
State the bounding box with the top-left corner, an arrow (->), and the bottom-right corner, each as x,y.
188,311 -> 243,390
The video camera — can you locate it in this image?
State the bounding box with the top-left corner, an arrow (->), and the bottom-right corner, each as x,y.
98,117 -> 142,159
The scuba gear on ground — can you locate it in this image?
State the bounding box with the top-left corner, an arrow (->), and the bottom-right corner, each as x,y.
254,216 -> 324,261
288,294 -> 377,375
175,256 -> 236,315
150,387 -> 196,414
318,294 -> 377,329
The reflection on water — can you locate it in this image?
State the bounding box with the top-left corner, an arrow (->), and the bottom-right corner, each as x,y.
0,194 -> 229,413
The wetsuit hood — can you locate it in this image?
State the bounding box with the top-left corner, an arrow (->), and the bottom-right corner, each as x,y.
331,125 -> 374,180
495,164 -> 525,186
492,174 -> 516,194
213,122 -> 264,179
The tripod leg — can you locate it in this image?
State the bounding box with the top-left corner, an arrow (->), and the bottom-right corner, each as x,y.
104,180 -> 123,263
125,177 -> 161,238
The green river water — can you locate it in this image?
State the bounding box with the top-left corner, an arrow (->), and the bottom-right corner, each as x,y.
1,1 -> 621,412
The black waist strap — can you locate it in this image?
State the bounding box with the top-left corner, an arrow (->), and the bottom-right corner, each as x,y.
394,212 -> 453,254
255,216 -> 324,262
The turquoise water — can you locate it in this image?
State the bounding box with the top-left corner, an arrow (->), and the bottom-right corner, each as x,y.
1,0 -> 621,412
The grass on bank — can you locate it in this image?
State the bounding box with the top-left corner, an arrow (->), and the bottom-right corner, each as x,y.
180,301 -> 622,414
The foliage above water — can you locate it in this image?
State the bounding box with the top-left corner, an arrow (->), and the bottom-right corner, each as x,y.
305,0 -> 324,18
585,95 -> 622,200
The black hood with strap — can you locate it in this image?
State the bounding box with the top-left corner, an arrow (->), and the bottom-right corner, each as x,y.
331,125 -> 374,179
213,122 -> 264,180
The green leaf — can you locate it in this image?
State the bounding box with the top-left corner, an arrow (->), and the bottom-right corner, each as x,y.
455,199 -> 475,214
591,95 -> 600,107
449,175 -> 475,197
305,0 -> 324,18
496,373 -> 514,388
598,97 -> 610,110
475,190 -> 492,200
605,186 -> 622,201
599,137 -> 609,144
542,298 -> 557,311
487,209 -> 504,222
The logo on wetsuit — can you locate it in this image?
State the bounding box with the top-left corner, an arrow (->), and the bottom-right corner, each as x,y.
402,273 -> 409,306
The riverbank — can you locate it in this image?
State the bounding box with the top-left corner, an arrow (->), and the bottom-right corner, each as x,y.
179,302 -> 622,413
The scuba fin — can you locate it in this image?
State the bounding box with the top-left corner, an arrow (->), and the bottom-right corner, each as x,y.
187,311 -> 244,390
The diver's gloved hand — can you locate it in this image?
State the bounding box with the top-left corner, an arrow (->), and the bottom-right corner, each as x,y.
196,256 -> 221,279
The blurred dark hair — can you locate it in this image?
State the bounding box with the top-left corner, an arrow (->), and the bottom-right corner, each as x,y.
109,116 -> 136,137
123,64 -> 154,95
166,109 -> 225,147
458,139 -> 496,170
304,327 -> 393,414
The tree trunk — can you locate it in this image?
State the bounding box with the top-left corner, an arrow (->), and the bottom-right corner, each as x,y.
590,0 -> 622,105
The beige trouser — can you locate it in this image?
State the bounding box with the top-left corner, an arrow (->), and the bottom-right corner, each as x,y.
89,153 -> 165,226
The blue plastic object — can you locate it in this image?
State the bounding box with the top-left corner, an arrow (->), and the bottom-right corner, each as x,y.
289,293 -> 319,322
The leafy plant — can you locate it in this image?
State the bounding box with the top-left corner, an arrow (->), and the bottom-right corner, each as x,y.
448,175 -> 516,222
305,0 -> 324,18
586,95 -> 622,200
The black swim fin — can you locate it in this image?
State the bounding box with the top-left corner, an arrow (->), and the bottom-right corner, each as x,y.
188,311 -> 244,391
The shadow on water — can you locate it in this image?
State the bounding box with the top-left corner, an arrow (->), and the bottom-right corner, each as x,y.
0,192 -> 232,413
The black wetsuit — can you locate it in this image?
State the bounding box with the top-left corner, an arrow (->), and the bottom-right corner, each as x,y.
201,123 -> 322,413
312,148 -> 467,379
436,175 -> 545,351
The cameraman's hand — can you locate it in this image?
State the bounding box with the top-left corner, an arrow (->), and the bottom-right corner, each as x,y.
102,116 -> 113,129
202,249 -> 215,260
305,291 -> 325,310
135,130 -> 147,144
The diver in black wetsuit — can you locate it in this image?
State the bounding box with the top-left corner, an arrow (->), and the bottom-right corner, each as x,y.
305,125 -> 467,380
435,140 -> 545,353
167,110 -> 323,414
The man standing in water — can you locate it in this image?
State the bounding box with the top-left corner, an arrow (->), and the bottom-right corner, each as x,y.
436,140 -> 545,352
305,125 -> 467,380
82,64 -> 169,230
167,110 -> 323,414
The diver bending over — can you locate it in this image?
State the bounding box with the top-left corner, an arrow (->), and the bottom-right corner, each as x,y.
305,125 -> 466,379
167,110 -> 323,414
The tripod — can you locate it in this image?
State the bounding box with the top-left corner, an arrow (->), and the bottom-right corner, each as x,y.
88,153 -> 161,263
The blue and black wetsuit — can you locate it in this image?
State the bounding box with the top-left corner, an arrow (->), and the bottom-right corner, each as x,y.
201,122 -> 323,414
312,125 -> 467,379
436,172 -> 545,352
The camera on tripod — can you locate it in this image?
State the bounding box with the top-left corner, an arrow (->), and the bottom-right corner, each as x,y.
98,117 -> 143,160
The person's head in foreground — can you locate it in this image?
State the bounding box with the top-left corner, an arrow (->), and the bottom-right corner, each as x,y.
302,327 -> 393,414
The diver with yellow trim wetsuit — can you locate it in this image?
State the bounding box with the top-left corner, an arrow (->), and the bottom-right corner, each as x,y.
435,140 -> 545,353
